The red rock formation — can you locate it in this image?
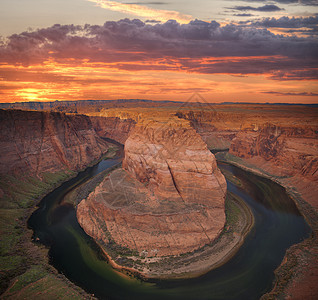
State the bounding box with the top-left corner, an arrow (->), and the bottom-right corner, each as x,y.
89,116 -> 135,144
0,109 -> 109,177
230,123 -> 318,180
77,118 -> 226,258
123,119 -> 227,206
176,111 -> 238,150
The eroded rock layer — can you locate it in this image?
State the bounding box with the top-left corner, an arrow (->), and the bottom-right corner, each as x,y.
229,123 -> 318,209
230,123 -> 318,178
90,116 -> 135,144
77,118 -> 227,257
0,109 -> 109,177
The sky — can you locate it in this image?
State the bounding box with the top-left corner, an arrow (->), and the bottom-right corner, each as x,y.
0,0 -> 317,104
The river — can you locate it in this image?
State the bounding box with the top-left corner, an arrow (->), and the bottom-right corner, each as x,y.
28,152 -> 311,300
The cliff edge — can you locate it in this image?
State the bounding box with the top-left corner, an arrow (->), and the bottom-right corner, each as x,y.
0,109 -> 109,177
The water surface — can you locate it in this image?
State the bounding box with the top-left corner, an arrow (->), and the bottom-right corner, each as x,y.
28,157 -> 311,300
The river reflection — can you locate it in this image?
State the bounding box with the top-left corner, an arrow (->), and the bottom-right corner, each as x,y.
28,158 -> 311,300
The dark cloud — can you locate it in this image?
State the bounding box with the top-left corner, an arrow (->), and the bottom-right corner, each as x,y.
229,5 -> 283,12
261,91 -> 318,96
0,19 -> 317,80
234,13 -> 255,17
230,0 -> 318,6
268,69 -> 318,80
239,16 -> 318,36
242,15 -> 318,28
145,19 -> 162,23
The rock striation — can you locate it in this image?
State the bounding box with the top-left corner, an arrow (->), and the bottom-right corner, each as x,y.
0,109 -> 109,177
77,118 -> 227,258
229,123 -> 318,210
230,123 -> 318,178
90,116 -> 135,144
176,110 -> 238,150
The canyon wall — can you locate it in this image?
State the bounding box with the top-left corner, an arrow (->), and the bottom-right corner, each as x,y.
89,116 -> 135,144
229,123 -> 318,209
176,111 -> 238,150
0,109 -> 109,177
77,118 -> 227,258
230,123 -> 318,178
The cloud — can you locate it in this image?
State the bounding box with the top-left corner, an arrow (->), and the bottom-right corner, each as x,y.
145,19 -> 162,23
261,91 -> 318,96
243,15 -> 318,28
0,19 -> 317,80
87,0 -> 192,23
229,5 -> 284,12
239,16 -> 318,37
234,13 -> 255,17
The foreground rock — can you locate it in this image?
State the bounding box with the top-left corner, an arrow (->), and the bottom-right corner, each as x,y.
77,118 -> 227,267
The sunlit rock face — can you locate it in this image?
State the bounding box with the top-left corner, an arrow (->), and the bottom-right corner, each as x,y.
230,122 -> 318,210
77,118 -> 227,257
230,123 -> 318,179
0,109 -> 109,177
123,119 -> 227,207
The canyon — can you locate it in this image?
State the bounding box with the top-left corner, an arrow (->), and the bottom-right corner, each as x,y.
0,109 -> 110,178
81,103 -> 318,295
77,117 -> 227,272
0,101 -> 317,298
0,108 -> 112,298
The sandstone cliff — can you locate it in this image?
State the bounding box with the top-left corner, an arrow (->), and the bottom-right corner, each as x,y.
77,118 -> 227,259
89,116 -> 135,144
229,122 -> 318,214
230,123 -> 318,180
176,110 -> 238,150
0,109 -> 109,177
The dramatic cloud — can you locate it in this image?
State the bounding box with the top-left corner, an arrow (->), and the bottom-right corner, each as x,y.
0,19 -> 317,103
87,0 -> 192,23
1,19 -> 316,79
229,5 -> 283,12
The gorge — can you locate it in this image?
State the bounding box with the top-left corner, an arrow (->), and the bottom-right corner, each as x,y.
0,102 -> 317,299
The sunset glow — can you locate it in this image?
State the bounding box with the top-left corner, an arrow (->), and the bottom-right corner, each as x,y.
0,1 -> 317,104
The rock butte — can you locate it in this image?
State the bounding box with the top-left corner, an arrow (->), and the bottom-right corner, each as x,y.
77,118 -> 227,257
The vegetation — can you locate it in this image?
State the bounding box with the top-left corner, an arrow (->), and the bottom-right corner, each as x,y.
0,143 -> 120,298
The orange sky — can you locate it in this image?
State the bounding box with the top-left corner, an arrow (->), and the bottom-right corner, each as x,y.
1,57 -> 317,104
0,16 -> 317,104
